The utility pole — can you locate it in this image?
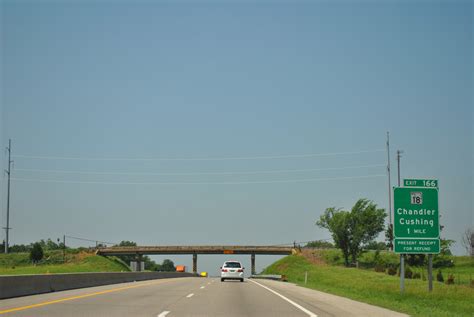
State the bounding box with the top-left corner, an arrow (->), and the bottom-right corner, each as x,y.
4,139 -> 12,254
396,150 -> 403,186
386,132 -> 392,226
396,149 -> 404,293
386,132 -> 394,251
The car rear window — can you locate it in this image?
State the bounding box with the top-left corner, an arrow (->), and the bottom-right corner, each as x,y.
224,262 -> 241,268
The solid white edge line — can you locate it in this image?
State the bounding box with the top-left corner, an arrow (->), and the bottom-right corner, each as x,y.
157,311 -> 170,317
186,293 -> 194,298
248,279 -> 318,317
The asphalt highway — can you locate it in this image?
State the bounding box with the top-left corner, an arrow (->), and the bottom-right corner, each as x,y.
0,277 -> 408,317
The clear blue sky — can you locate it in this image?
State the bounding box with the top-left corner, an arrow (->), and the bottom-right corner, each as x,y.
1,0 -> 472,273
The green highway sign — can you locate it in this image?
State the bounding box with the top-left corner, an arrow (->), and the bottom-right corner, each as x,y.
394,187 -> 439,239
394,238 -> 440,254
393,186 -> 440,254
403,179 -> 438,188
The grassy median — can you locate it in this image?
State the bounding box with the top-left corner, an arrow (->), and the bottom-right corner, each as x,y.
263,254 -> 474,317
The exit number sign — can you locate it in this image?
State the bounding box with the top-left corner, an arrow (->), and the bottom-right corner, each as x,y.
404,179 -> 438,188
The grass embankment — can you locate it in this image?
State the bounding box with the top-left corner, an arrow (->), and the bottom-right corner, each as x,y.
0,250 -> 130,275
320,248 -> 474,287
445,256 -> 474,283
263,253 -> 474,317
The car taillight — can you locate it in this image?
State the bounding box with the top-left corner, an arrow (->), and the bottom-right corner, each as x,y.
222,269 -> 228,272
237,269 -> 243,272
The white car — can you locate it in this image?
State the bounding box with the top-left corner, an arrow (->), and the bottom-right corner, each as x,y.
220,261 -> 244,282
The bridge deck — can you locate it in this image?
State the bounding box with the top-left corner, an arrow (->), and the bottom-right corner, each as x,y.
97,245 -> 294,255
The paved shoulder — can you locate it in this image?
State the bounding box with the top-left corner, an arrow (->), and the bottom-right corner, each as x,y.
250,278 -> 409,317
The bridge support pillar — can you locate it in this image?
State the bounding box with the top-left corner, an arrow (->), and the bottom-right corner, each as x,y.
192,253 -> 197,274
251,254 -> 256,275
132,254 -> 143,272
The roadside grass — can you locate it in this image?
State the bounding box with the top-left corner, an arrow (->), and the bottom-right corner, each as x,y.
263,255 -> 474,317
0,252 -> 31,267
0,251 -> 130,275
317,248 -> 474,287
443,257 -> 474,285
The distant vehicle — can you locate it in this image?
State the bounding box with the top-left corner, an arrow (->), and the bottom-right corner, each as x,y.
176,265 -> 186,272
220,261 -> 244,282
200,271 -> 208,277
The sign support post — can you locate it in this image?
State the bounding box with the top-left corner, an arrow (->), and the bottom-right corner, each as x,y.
428,254 -> 433,292
400,255 -> 405,293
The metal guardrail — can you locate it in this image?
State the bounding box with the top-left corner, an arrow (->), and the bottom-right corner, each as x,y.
250,274 -> 287,281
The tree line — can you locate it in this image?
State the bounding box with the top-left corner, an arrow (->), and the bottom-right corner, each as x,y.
1,239 -> 176,271
1,238 -> 65,253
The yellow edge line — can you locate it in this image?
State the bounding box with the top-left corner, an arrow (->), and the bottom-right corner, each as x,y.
0,279 -> 175,314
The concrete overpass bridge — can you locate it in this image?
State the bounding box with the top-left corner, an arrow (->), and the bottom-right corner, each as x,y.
97,245 -> 296,274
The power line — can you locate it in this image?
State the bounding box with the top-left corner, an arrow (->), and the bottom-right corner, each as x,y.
65,235 -> 118,246
12,149 -> 385,161
15,164 -> 385,176
11,174 -> 386,185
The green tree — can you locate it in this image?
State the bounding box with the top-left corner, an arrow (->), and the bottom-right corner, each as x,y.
432,238 -> 455,268
115,241 -> 138,265
113,241 -> 160,271
30,242 -> 44,263
35,238 -> 61,251
407,254 -> 426,266
317,199 -> 386,266
143,256 -> 159,271
117,240 -> 137,247
365,241 -> 388,251
317,207 -> 352,266
160,259 -> 175,272
440,238 -> 455,255
10,244 -> 31,253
